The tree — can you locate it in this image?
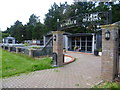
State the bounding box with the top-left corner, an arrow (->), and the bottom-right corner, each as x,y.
44,2 -> 96,33
44,2 -> 70,31
32,23 -> 46,40
112,3 -> 120,23
27,14 -> 40,26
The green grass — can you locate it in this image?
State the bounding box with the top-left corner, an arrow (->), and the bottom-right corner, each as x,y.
94,82 -> 120,89
0,48 -> 53,78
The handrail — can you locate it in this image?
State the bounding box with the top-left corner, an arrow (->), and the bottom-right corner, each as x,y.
41,36 -> 53,51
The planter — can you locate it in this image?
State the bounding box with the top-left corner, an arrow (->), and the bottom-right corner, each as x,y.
99,52 -> 102,56
94,50 -> 99,56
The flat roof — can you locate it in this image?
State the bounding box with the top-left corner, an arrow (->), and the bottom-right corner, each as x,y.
68,33 -> 94,37
45,32 -> 94,37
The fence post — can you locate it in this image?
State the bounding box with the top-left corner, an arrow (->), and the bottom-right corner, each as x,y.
16,47 -> 21,53
29,49 -> 35,57
8,46 -> 12,52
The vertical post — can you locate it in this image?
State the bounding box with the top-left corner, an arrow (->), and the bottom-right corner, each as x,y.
29,49 -> 35,57
80,37 -> 81,50
43,36 -> 46,47
101,24 -> 119,81
92,34 -> 95,53
85,37 -> 87,52
65,35 -> 68,51
16,47 -> 21,53
8,46 -> 12,52
6,39 -> 8,44
52,31 -> 64,67
13,39 -> 15,44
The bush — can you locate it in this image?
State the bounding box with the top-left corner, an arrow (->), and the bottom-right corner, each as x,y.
98,48 -> 102,52
24,43 -> 30,46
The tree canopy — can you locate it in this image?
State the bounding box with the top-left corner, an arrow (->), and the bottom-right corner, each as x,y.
2,1 -> 120,42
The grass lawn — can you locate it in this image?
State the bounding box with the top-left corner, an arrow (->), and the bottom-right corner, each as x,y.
1,48 -> 53,78
94,82 -> 120,89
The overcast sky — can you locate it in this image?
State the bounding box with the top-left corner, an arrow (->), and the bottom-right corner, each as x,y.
0,0 -> 73,31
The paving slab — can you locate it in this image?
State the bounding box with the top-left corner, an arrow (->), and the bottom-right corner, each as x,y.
2,52 -> 102,88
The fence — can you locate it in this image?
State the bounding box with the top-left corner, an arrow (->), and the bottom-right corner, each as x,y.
1,44 -> 53,57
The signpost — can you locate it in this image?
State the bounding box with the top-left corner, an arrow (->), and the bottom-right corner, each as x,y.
57,12 -> 112,31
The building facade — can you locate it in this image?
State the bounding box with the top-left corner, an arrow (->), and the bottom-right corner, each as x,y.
44,32 -> 101,53
2,36 -> 16,44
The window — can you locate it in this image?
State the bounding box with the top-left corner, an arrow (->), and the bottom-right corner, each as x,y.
8,39 -> 12,44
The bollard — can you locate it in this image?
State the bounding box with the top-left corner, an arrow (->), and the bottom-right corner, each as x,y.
16,47 -> 22,53
8,46 -> 12,52
29,49 -> 35,57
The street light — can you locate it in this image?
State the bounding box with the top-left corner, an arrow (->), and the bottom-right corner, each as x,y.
109,4 -> 112,24
57,19 -> 60,30
22,34 -> 24,43
75,9 -> 78,15
22,34 -> 24,37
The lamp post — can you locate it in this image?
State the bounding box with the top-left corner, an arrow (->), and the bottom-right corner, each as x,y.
22,34 -> 24,43
57,18 -> 60,30
109,5 -> 112,24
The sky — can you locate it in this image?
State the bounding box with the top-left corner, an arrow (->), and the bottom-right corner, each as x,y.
0,0 -> 73,31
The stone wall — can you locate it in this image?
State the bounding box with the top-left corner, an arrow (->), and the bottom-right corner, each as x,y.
101,23 -> 119,81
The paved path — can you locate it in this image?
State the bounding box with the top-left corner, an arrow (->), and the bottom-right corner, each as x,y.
2,52 -> 102,88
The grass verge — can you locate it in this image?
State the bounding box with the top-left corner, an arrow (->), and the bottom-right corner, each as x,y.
93,82 -> 120,89
1,48 -> 53,78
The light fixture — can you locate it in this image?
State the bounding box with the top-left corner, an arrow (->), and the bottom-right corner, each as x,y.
53,35 -> 56,41
105,30 -> 110,40
57,19 -> 59,22
22,34 -> 24,37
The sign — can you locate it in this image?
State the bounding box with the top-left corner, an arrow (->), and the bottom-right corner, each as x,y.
82,13 -> 101,22
58,12 -> 110,31
60,19 -> 77,28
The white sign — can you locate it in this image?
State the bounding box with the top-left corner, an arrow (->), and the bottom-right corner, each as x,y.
82,13 -> 101,22
60,19 -> 77,28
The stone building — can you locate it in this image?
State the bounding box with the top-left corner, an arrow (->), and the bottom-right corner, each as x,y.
44,32 -> 102,53
2,36 -> 16,44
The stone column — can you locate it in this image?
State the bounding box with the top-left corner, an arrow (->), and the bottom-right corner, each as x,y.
8,46 -> 12,52
101,24 -> 119,81
52,31 -> 64,67
29,49 -> 35,57
16,47 -> 21,53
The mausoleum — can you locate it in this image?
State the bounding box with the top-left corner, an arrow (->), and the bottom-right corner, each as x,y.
2,36 -> 16,44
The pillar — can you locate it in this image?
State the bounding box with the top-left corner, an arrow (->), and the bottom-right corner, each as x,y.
13,39 -> 15,44
52,31 -> 64,67
101,24 -> 119,81
6,39 -> 8,44
16,47 -> 21,53
43,36 -> 46,47
29,49 -> 35,57
64,35 -> 68,51
92,34 -> 95,53
8,46 -> 12,52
